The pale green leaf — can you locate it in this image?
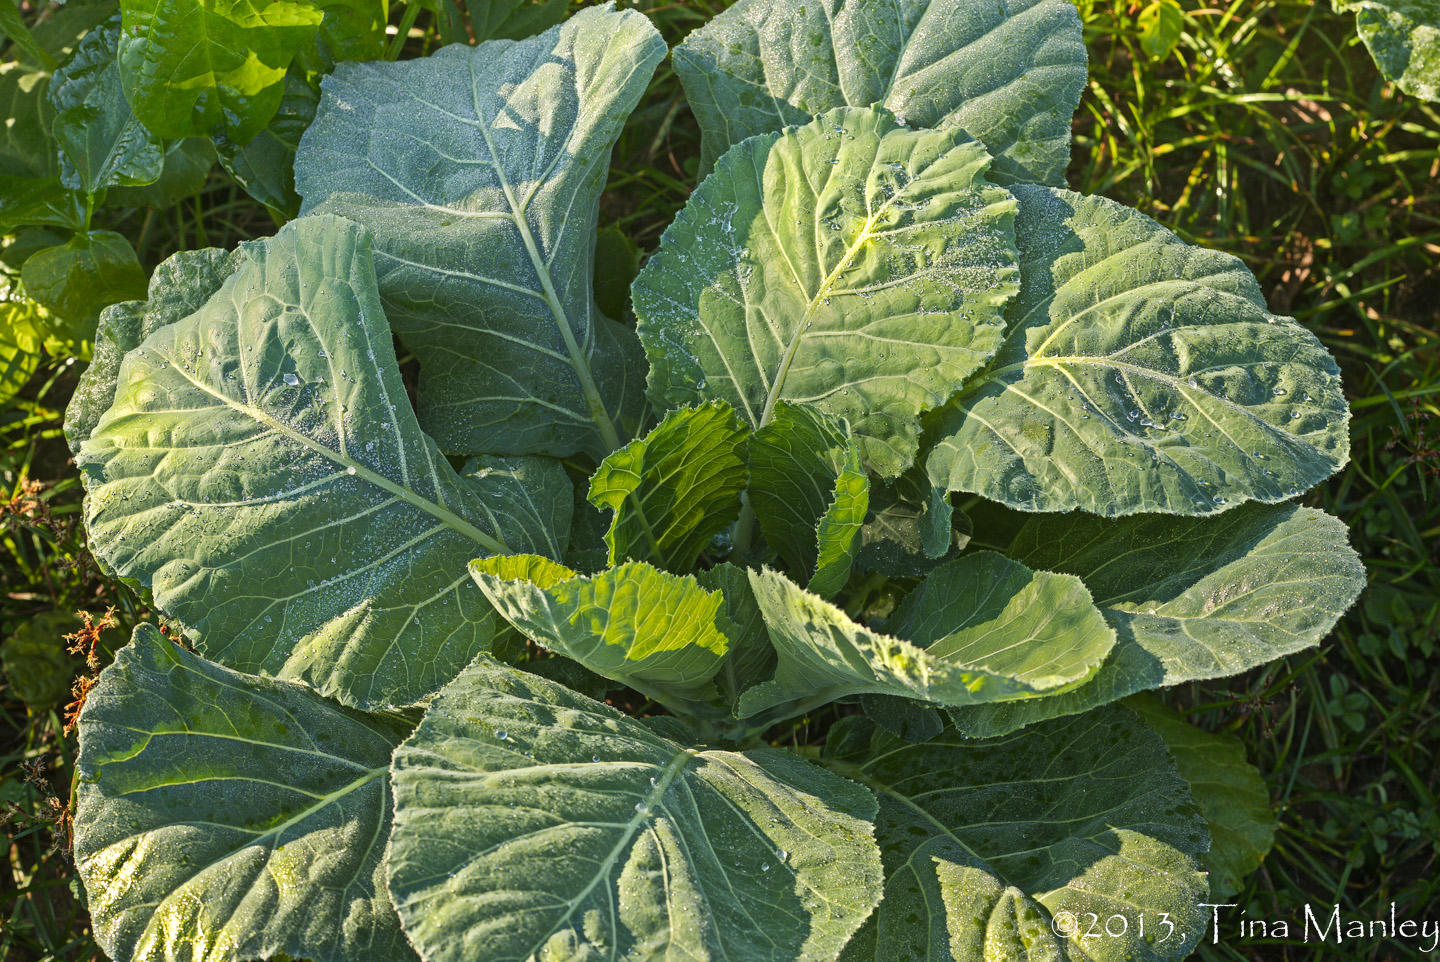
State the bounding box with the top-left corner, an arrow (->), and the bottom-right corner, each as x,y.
634,105 -> 1019,478
296,5 -> 665,458
1128,696 -> 1277,900
674,0 -> 1087,184
48,15 -> 164,197
737,555 -> 1112,719
21,230 -> 146,346
75,215 -> 557,710
927,185 -> 1350,515
825,707 -> 1209,962
1138,0 -> 1186,58
117,0 -> 324,141
74,625 -> 416,962
1340,0 -> 1440,100
470,555 -> 731,714
949,503 -> 1365,737
588,400 -> 750,572
387,656 -> 883,962
748,401 -> 868,597
1,298 -> 44,406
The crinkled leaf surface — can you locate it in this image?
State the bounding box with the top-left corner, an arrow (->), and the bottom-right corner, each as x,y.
74,625 -> 415,962
462,455 -> 574,563
296,5 -> 665,457
386,656 -> 883,962
471,556 -> 730,713
66,247 -> 246,453
825,708 -> 1209,962
588,400 -> 749,572
1341,0 -> 1440,100
674,0 -> 1087,184
636,106 -> 1018,477
76,215 -> 565,710
1128,696 -> 1277,900
927,185 -> 1350,515
117,0 -> 324,141
950,503 -> 1365,737
737,555 -> 1111,719
48,14 -> 163,196
748,401 -> 869,597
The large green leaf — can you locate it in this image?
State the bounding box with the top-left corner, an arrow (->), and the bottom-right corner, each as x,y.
76,215 -> 567,710
824,708 -> 1209,961
21,230 -> 147,347
737,554 -> 1112,719
386,656 -> 883,962
1,299 -> 44,406
470,555 -> 731,714
1128,696 -> 1277,900
48,14 -> 163,197
854,466 -> 966,576
65,247 -> 246,454
214,69 -> 319,219
588,400 -> 750,572
927,185 -> 1350,516
74,625 -> 415,962
0,60 -> 83,233
1339,0 -> 1440,100
117,0 -> 324,141
674,0 -> 1087,184
949,503 -> 1365,737
634,105 -> 1019,478
696,561 -> 778,709
747,401 -> 869,597
295,5 -> 665,458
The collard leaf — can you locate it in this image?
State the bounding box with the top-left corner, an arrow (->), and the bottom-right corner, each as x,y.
855,467 -> 967,575
696,561 -> 778,709
737,555 -> 1112,719
588,400 -> 750,572
48,14 -> 164,197
470,555 -> 731,713
117,0 -> 324,141
215,69 -> 319,219
74,625 -> 415,962
76,215 -> 559,710
927,185 -> 1351,516
296,5 -> 666,458
825,708 -> 1209,962
748,401 -> 868,597
634,105 -> 1019,478
1128,696 -> 1277,900
386,656 -> 883,962
21,230 -> 146,347
1,299 -> 44,406
1341,0 -> 1440,100
949,503 -> 1366,737
462,455 -> 574,561
674,0 -> 1087,184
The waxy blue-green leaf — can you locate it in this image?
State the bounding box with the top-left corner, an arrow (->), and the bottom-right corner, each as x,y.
65,247 -> 246,454
588,400 -> 749,572
635,106 -> 1019,478
470,555 -> 731,714
1338,0 -> 1439,100
674,0 -> 1087,184
74,625 -> 416,962
927,185 -> 1351,516
116,0 -> 325,142
1128,696 -> 1277,900
463,455 -> 573,564
296,5 -> 665,458
737,553 -> 1112,719
75,216 -> 567,710
825,708 -> 1209,962
949,503 -> 1365,737
747,401 -> 868,597
48,14 -> 163,197
387,656 -> 883,962
21,230 -> 146,347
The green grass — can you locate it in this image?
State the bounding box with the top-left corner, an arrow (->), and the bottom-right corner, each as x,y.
3,0 -> 1439,959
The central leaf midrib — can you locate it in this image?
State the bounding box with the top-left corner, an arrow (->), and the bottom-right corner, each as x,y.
522,747 -> 696,958
164,360 -> 510,555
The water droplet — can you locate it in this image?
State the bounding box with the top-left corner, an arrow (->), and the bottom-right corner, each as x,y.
282,372 -> 300,387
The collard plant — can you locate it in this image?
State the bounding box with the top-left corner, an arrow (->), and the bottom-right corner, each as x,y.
63,1 -> 1365,960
